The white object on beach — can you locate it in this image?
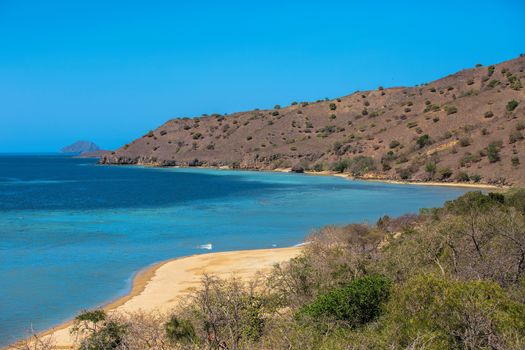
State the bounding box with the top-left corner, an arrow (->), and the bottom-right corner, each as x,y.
198,243 -> 213,250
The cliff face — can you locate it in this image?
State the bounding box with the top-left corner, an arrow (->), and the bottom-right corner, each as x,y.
102,56 -> 525,186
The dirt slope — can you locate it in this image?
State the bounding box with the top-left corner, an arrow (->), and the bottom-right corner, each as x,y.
102,56 -> 525,186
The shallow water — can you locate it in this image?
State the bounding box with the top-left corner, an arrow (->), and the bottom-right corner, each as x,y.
0,155 -> 468,346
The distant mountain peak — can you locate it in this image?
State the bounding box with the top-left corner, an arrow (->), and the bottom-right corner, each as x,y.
61,141 -> 100,154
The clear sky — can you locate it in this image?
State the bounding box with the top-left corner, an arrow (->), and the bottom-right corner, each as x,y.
1,0 -> 524,152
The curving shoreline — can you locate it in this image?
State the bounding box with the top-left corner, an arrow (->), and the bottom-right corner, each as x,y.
8,246 -> 302,350
123,163 -> 505,190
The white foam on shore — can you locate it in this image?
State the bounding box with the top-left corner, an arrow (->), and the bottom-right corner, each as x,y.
197,243 -> 213,250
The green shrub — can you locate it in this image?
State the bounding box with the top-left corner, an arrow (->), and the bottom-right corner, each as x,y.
470,174 -> 481,182
389,140 -> 400,149
424,162 -> 436,177
348,156 -> 376,176
329,103 -> 337,111
398,168 -> 412,180
331,160 -> 350,173
312,163 -> 324,172
424,104 -> 440,112
487,141 -> 502,163
509,130 -> 524,144
456,171 -> 470,182
439,167 -> 453,179
511,156 -> 520,166
487,79 -> 500,88
380,274 -> 525,350
459,137 -> 471,147
445,106 -> 458,115
274,104 -> 281,109
72,310 -> 127,350
165,315 -> 196,345
506,99 -> 519,112
509,75 -> 523,90
298,275 -> 391,328
484,111 -> 494,118
416,134 -> 431,148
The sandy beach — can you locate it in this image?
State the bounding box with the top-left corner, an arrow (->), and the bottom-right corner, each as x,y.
11,246 -> 301,350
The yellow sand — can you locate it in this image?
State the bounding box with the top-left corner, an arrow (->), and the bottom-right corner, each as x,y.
13,247 -> 301,350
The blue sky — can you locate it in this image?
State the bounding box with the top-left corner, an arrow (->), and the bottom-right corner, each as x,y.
1,0 -> 524,152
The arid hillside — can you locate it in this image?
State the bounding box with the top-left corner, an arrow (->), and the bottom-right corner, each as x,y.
102,56 -> 525,186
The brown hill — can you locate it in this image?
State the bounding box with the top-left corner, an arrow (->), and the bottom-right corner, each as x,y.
101,56 -> 525,186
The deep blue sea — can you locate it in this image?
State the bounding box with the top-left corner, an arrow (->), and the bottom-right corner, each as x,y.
0,155 -> 469,346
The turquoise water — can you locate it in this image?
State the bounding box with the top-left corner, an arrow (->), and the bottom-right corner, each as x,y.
0,155 -> 468,346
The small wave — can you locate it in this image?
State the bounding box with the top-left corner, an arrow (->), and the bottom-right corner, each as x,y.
0,179 -> 76,185
197,243 -> 213,250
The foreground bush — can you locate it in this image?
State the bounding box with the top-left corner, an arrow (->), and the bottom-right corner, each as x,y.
297,275 -> 391,329
380,274 -> 525,349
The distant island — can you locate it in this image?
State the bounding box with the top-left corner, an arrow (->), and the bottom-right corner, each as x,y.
61,140 -> 100,154
61,141 -> 111,158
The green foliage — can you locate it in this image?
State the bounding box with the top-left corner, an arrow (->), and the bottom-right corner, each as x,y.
507,99 -> 519,112
487,140 -> 502,163
424,103 -> 440,112
487,79 -> 500,88
389,140 -> 400,149
380,274 -> 525,349
72,310 -> 127,350
348,156 -> 376,176
75,309 -> 106,324
509,130 -> 524,144
330,157 -> 376,176
330,159 -> 350,173
424,162 -> 436,177
445,105 -> 458,115
165,315 -> 196,344
456,171 -> 470,182
416,134 -> 431,148
312,162 -> 324,172
82,321 -> 126,350
298,275 -> 391,328
318,125 -> 338,137
329,103 -> 337,111
509,75 -> 523,90
459,137 -> 471,147
439,167 -> 452,179
484,111 -> 494,118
